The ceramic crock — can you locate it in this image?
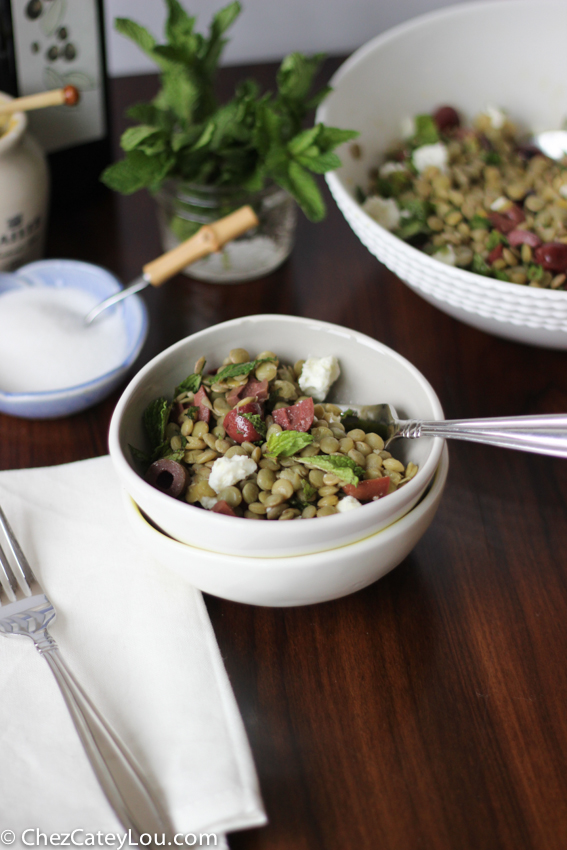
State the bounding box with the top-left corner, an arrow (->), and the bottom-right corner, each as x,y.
0,93 -> 49,271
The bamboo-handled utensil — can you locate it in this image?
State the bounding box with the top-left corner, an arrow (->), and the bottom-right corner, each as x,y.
0,85 -> 80,116
84,204 -> 260,324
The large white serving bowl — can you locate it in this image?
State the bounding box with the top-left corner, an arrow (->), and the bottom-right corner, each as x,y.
318,0 -> 567,349
122,445 -> 448,607
109,314 -> 444,558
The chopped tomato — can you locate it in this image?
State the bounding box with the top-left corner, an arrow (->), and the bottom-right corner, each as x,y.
212,500 -> 237,517
343,476 -> 391,501
223,402 -> 263,443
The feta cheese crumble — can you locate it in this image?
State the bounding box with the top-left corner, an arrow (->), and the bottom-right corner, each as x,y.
485,105 -> 506,129
200,496 -> 218,510
208,454 -> 257,494
379,161 -> 407,178
336,495 -> 362,513
432,245 -> 456,266
490,195 -> 510,212
362,195 -> 401,231
400,116 -> 416,139
412,142 -> 448,174
298,356 -> 340,402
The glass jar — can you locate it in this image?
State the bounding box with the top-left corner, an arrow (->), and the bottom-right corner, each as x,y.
153,180 -> 297,283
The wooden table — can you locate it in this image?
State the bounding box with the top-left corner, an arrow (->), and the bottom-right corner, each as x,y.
3,60 -> 567,850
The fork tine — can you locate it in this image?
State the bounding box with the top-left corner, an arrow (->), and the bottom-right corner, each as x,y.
0,537 -> 23,601
0,506 -> 39,595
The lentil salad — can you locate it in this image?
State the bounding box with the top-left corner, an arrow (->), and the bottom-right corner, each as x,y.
360,105 -> 567,290
131,348 -> 419,520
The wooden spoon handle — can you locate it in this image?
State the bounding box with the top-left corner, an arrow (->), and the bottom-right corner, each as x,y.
142,205 -> 260,286
0,86 -> 80,115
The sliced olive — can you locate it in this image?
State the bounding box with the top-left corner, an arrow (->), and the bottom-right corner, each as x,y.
145,459 -> 188,498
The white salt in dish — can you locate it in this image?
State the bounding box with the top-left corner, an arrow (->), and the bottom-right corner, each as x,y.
0,259 -> 148,419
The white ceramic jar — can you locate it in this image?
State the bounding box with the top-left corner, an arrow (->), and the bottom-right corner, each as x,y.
0,93 -> 49,271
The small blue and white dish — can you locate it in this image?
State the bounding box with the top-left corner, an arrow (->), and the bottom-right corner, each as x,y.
0,259 -> 148,419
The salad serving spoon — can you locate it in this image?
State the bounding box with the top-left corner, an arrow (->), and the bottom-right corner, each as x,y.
84,205 -> 259,324
337,405 -> 567,458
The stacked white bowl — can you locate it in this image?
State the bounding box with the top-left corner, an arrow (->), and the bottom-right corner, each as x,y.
109,315 -> 447,605
318,0 -> 567,349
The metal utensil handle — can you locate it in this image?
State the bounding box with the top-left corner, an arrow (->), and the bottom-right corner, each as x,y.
407,414 -> 567,458
41,646 -> 170,837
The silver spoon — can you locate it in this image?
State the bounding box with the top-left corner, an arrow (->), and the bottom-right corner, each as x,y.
84,205 -> 259,324
336,404 -> 567,458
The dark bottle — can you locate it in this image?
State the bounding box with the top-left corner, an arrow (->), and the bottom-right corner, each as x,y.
0,0 -> 110,207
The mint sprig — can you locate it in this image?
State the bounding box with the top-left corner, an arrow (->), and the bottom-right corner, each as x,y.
101,1 -> 358,221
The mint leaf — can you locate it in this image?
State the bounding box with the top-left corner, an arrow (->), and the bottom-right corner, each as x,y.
129,444 -> 151,470
469,214 -> 490,230
486,230 -> 508,250
287,161 -> 326,222
174,364 -> 205,398
101,150 -> 173,194
115,18 -> 160,61
295,454 -> 363,485
412,114 -> 439,147
482,151 -> 501,165
143,397 -> 171,450
121,125 -> 162,152
266,431 -> 314,457
527,263 -> 544,281
242,413 -> 266,438
165,0 -> 196,46
295,150 -> 342,174
301,479 -> 317,501
472,253 -> 490,276
288,125 -> 320,156
316,126 -> 360,151
214,357 -> 273,382
277,52 -> 325,103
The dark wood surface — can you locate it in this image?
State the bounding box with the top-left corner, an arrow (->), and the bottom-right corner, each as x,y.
2,60 -> 567,850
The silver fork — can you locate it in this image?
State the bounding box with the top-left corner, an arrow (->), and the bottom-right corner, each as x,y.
0,505 -> 172,838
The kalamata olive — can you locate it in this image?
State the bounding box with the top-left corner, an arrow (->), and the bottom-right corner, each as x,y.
517,144 -> 542,161
433,106 -> 460,133
488,204 -> 525,234
507,229 -> 541,248
534,242 -> 567,272
145,459 -> 188,497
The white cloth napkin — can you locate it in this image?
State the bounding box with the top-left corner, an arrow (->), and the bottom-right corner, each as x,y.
0,456 -> 266,848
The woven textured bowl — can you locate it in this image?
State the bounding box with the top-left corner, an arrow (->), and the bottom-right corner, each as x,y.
318,0 -> 567,349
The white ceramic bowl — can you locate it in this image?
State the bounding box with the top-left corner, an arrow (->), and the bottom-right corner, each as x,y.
318,0 -> 567,349
123,445 -> 448,607
0,260 -> 148,419
109,314 -> 444,558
